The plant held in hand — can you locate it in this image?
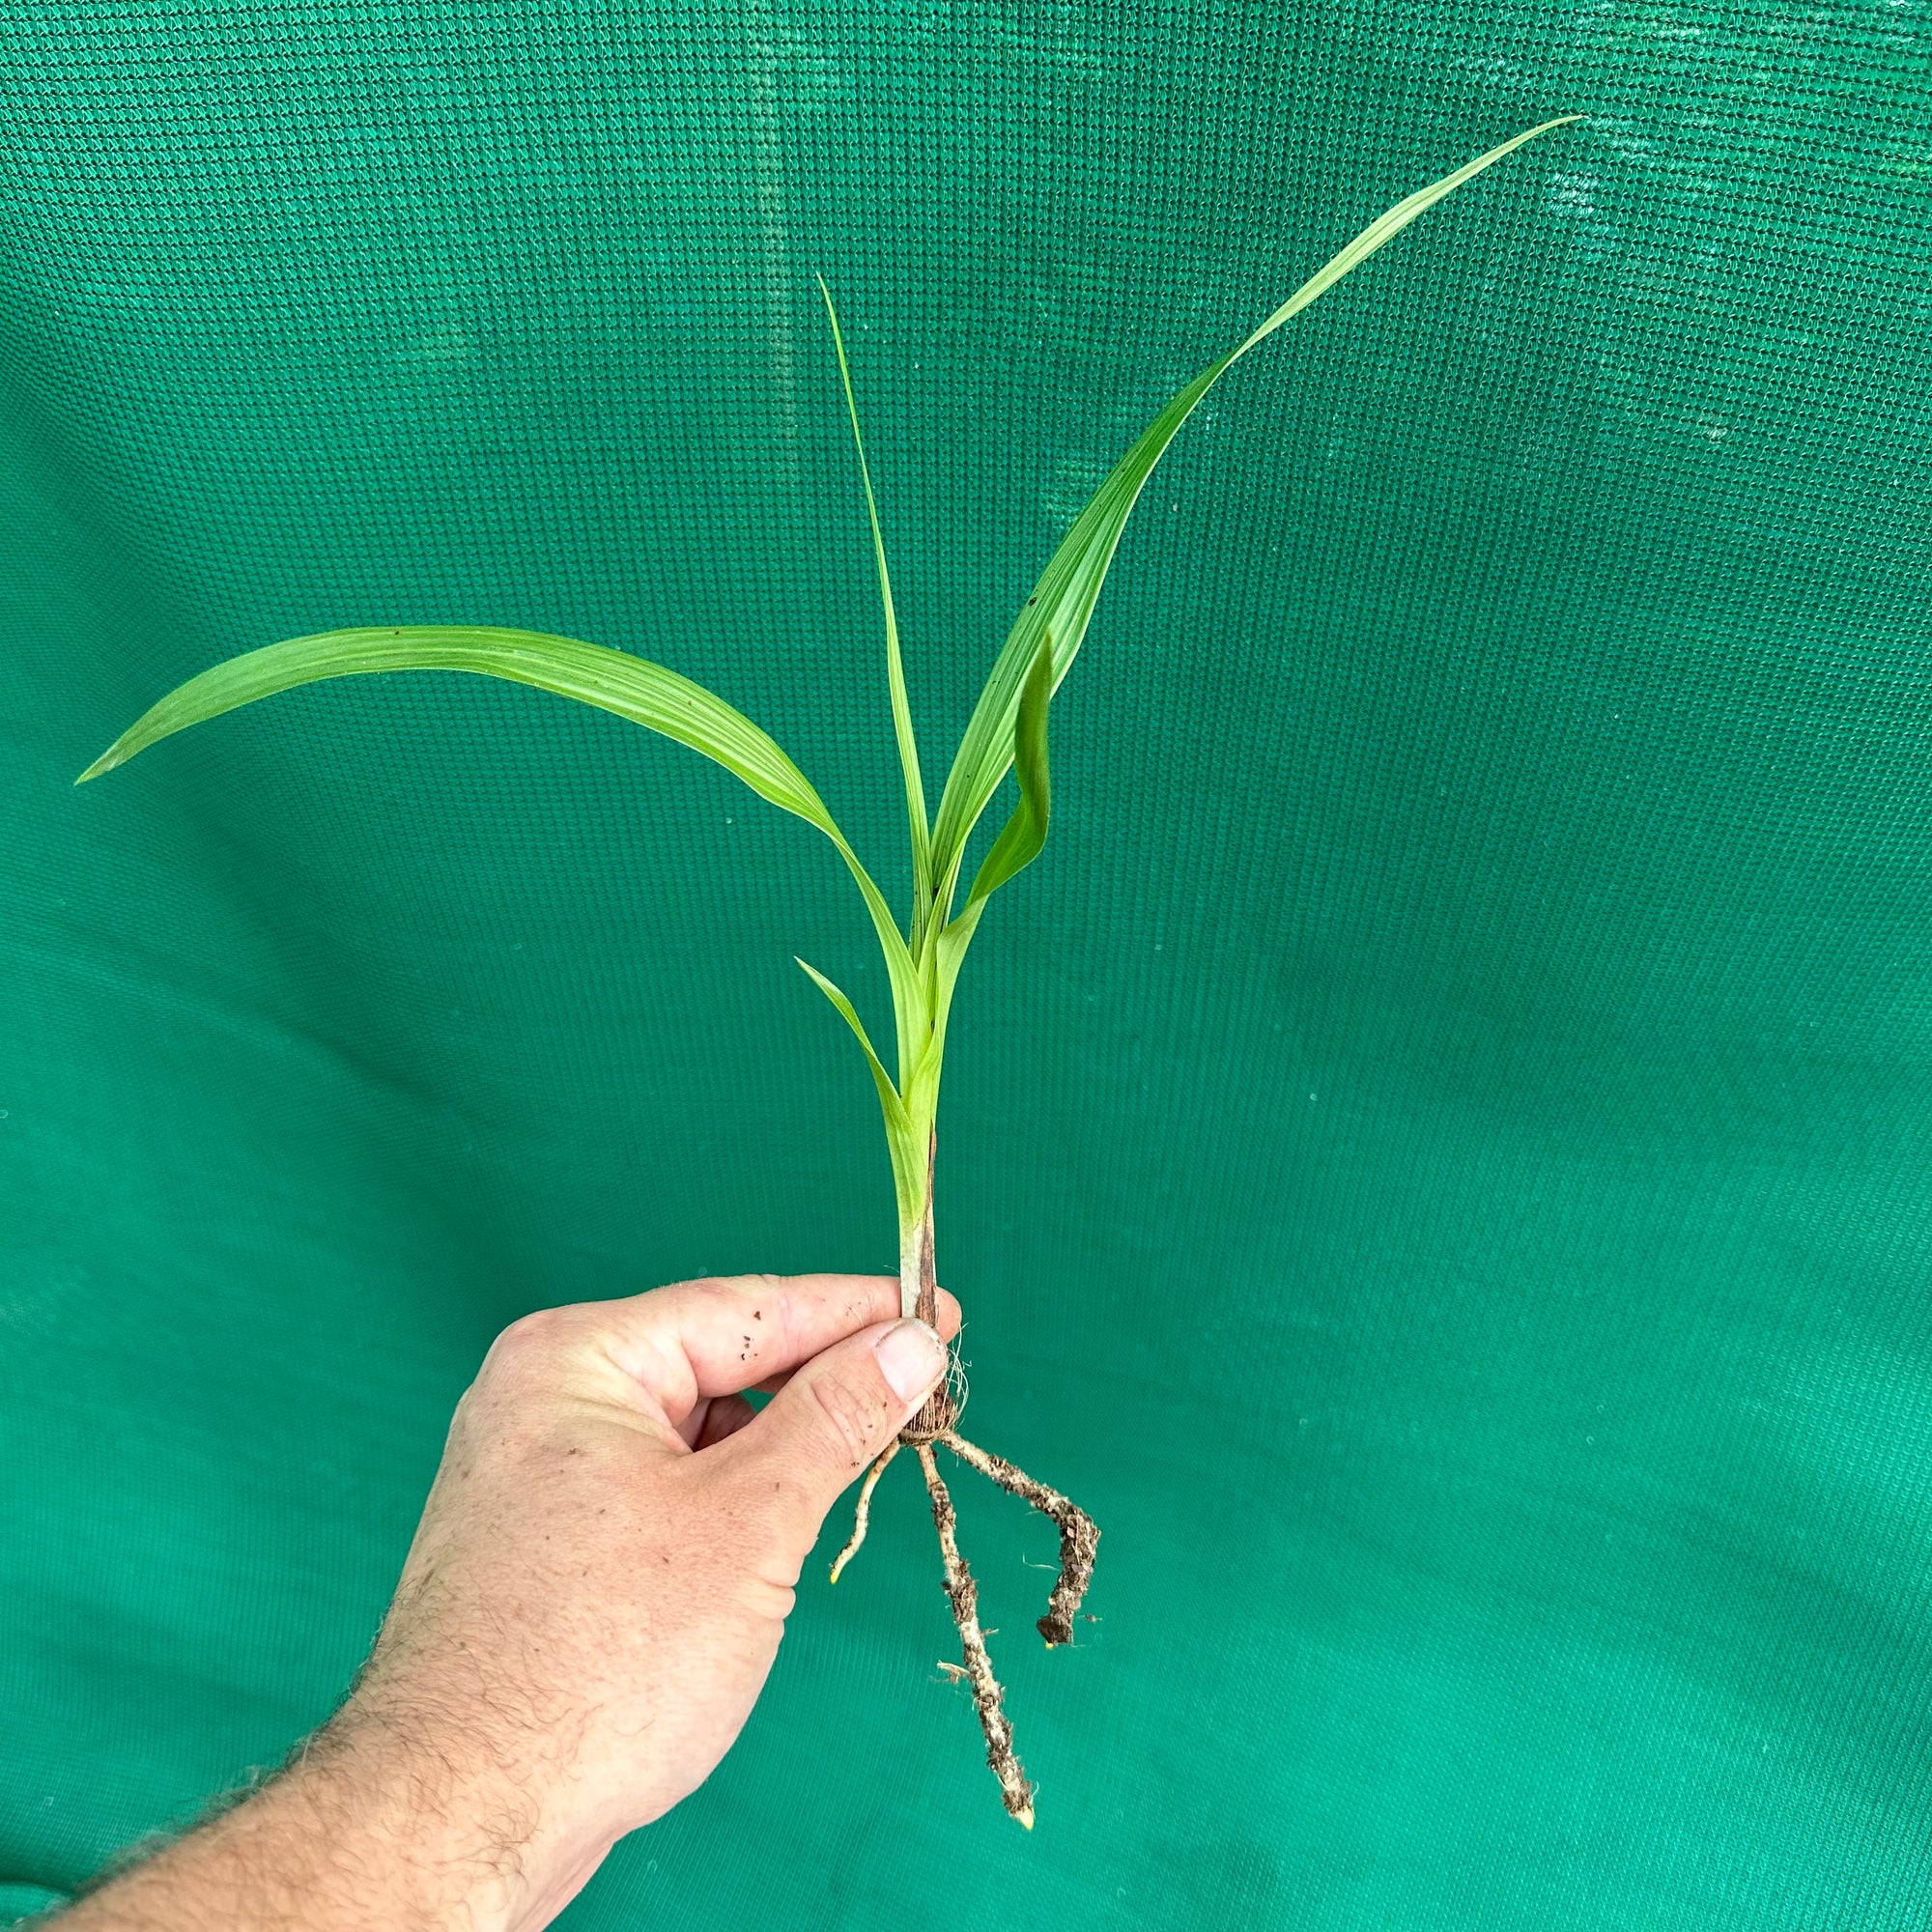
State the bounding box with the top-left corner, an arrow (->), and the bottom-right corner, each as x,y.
80,117 -> 1574,1825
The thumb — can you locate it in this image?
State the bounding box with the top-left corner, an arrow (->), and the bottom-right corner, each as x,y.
719,1317 -> 946,1544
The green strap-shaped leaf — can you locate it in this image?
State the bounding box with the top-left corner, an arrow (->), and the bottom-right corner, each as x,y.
81,623 -> 815,801
927,629 -> 1056,1076
817,278 -> 932,939
963,630 -> 1052,912
795,956 -> 923,1228
926,114 -> 1580,906
77,624 -> 924,1038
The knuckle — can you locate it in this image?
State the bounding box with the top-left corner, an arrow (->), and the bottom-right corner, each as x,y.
481,1304 -> 572,1377
666,1273 -> 731,1304
496,1307 -> 556,1350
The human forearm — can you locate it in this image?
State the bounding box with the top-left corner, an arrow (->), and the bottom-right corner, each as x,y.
54,1713 -> 551,1932
53,1272 -> 953,1931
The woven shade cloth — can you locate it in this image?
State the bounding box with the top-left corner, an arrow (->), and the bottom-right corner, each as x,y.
3,6 -> 1928,1925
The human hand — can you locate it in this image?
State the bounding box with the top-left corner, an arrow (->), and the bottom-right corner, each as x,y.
56,1273 -> 956,1932
349,1271 -> 959,1921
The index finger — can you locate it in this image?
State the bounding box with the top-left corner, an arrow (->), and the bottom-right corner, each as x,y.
578,1273 -> 962,1426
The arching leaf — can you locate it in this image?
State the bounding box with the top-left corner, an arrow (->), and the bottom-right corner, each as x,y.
78,623 -> 923,1043
962,630 -> 1052,913
927,115 -> 1580,906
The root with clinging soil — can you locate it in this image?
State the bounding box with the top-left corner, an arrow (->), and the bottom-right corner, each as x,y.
937,1431 -> 1100,1648
840,1132 -> 1101,1825
914,1440 -> 1036,1829
830,1396 -> 1102,1827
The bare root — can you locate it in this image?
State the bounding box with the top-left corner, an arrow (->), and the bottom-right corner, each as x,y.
940,1431 -> 1101,1646
915,1441 -> 1036,1829
828,1441 -> 899,1584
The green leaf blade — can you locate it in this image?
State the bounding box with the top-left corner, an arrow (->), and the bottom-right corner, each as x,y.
78,625 -> 827,815
79,623 -> 928,1062
816,277 -> 932,931
921,630 -> 1055,1107
927,115 -> 1580,897
963,629 -> 1052,911
796,956 -> 924,1228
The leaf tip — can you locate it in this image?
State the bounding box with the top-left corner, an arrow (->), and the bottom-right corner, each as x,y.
74,746 -> 125,784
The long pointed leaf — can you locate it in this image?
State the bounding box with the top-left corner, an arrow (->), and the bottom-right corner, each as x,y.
80,623 -> 817,805
926,630 -> 1055,1094
927,115 -> 1579,898
817,277 -> 932,936
795,956 -> 923,1227
964,629 -> 1052,911
78,623 -> 925,1043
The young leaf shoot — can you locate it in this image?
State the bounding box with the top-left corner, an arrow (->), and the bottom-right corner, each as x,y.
79,116 -> 1577,1823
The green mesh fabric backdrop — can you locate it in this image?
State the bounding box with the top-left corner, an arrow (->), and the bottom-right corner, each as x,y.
3,5 -> 1929,1926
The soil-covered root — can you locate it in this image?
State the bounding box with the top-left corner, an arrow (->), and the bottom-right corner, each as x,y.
915,1441 -> 1036,1829
938,1432 -> 1100,1646
823,1390 -> 1100,1825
